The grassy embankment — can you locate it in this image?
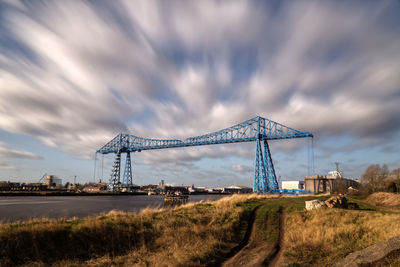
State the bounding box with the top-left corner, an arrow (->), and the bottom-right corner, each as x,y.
284,193 -> 400,266
1,193 -> 400,266
0,194 -> 276,266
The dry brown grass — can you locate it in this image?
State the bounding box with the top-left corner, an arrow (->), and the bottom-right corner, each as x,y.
366,192 -> 400,207
284,208 -> 400,266
7,194 -> 394,266
1,194 -> 270,266
79,194 -> 282,267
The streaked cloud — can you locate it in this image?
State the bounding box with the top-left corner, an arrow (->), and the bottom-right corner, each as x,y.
0,142 -> 42,160
0,0 -> 399,181
232,164 -> 253,174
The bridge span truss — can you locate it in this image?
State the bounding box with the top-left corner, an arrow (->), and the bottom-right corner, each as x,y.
96,116 -> 313,194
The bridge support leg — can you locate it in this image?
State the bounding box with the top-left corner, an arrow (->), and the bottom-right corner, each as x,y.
123,152 -> 133,188
254,138 -> 268,194
264,140 -> 279,192
110,152 -> 121,191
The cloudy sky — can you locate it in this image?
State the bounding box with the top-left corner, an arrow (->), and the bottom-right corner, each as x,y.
0,0 -> 399,187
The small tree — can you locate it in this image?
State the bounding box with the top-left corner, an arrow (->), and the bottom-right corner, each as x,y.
389,168 -> 400,193
361,164 -> 389,193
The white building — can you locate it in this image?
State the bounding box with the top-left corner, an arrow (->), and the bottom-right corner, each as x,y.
282,181 -> 304,190
44,175 -> 62,187
224,185 -> 253,194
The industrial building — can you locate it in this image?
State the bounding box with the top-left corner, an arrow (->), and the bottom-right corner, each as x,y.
223,185 -> 253,194
188,184 -> 207,194
208,188 -> 224,194
282,181 -> 304,190
304,174 -> 359,194
44,175 -> 62,187
82,183 -> 108,193
0,181 -> 48,191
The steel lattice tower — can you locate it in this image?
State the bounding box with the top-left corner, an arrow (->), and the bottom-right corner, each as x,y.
110,152 -> 121,191
264,140 -> 279,192
122,152 -> 133,188
254,137 -> 267,193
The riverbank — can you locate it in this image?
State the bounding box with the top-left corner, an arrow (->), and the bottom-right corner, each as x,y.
0,191 -> 230,196
0,194 -> 264,266
0,194 -> 226,223
1,194 -> 400,266
0,191 -> 149,196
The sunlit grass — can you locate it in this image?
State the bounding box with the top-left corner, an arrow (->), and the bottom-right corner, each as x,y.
2,193 -> 400,266
0,194 -> 269,266
284,205 -> 400,266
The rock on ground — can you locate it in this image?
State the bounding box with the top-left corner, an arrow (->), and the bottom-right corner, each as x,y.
305,200 -> 327,210
336,235 -> 400,267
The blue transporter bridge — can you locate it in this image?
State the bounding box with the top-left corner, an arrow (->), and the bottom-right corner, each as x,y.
96,116 -> 313,194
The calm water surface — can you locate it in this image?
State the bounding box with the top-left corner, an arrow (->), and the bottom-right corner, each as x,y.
0,194 -> 226,223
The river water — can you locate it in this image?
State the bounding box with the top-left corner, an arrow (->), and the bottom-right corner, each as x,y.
0,194 -> 227,223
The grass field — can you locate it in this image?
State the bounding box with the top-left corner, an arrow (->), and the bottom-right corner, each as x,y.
1,193 -> 400,266
0,194 -> 273,266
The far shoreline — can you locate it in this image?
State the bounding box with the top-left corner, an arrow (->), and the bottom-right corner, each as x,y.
0,191 -> 230,197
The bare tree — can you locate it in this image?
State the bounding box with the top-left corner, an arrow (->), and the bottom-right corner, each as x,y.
361,164 -> 389,193
389,168 -> 400,193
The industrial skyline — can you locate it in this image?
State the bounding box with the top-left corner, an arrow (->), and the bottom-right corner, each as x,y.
0,1 -> 399,187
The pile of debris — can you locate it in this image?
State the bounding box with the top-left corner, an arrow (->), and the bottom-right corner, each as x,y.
325,195 -> 348,208
305,196 -> 358,211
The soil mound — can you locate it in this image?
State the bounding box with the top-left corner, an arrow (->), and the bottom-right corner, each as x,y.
366,192 -> 400,207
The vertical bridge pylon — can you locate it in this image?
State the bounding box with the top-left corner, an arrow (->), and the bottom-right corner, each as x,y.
123,152 -> 132,188
96,116 -> 313,193
254,138 -> 279,193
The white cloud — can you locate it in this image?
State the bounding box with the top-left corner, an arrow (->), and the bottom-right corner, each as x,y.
232,164 -> 252,174
122,0 -> 265,50
138,143 -> 253,165
0,0 -> 399,171
0,142 -> 42,160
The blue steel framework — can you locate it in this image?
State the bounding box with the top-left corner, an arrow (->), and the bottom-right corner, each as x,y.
96,116 -> 313,193
123,152 -> 132,187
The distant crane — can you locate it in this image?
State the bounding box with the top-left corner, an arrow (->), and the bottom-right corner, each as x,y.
38,173 -> 47,184
96,116 -> 313,194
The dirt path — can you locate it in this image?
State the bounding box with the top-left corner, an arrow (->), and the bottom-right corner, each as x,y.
219,206 -> 260,267
221,206 -> 285,267
266,207 -> 286,267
